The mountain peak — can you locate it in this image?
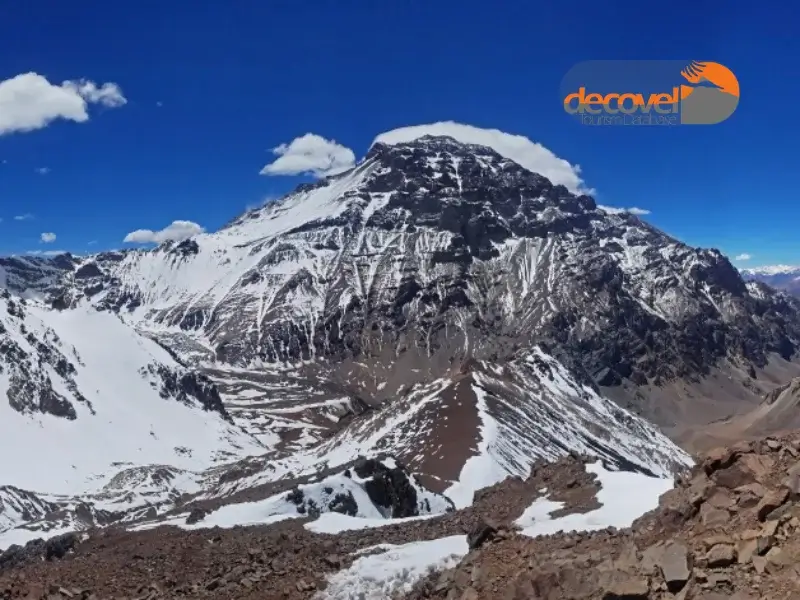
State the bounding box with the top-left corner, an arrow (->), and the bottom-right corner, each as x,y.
372,121 -> 592,195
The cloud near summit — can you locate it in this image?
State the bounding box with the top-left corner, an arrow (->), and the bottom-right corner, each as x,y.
124,220 -> 205,244
260,122 -> 593,195
373,122 -> 594,195
598,205 -> 651,216
260,133 -> 356,178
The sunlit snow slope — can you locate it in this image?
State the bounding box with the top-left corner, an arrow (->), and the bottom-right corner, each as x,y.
0,294 -> 262,494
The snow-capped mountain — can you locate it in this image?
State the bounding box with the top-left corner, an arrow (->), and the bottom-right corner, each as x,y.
742,265 -> 800,296
2,128 -> 799,546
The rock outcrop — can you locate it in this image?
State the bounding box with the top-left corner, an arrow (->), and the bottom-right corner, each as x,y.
406,433 -> 800,600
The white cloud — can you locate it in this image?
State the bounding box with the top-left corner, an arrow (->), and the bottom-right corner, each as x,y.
88,240 -> 98,245
598,205 -> 651,216
14,213 -> 34,221
123,220 -> 204,244
36,166 -> 50,175
62,79 -> 127,108
735,253 -> 752,261
40,232 -> 57,243
0,73 -> 126,136
260,133 -> 356,178
373,121 -> 593,195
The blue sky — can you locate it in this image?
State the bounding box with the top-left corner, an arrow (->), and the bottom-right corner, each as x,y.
0,0 -> 796,266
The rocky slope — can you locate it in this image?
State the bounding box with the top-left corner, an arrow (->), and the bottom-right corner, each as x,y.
407,433 -> 800,600
0,453 -> 644,599
4,433 -> 800,599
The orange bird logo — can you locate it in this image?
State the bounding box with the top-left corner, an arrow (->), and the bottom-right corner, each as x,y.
679,61 -> 740,124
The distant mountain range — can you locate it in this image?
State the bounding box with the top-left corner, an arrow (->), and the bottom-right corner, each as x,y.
741,265 -> 800,296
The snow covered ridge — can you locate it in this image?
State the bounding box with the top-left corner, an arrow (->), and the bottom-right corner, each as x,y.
742,265 -> 800,276
0,465 -> 204,548
128,458 -> 454,535
741,265 -> 800,297
0,294 -> 263,497
202,349 -> 691,512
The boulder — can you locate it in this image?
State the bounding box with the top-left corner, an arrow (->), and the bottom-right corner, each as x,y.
756,488 -> 789,521
705,544 -> 736,568
185,507 -> 209,525
736,538 -> 757,564
602,576 -> 650,599
651,541 -> 691,593
765,546 -> 789,569
467,520 -> 497,550
702,447 -> 737,474
714,463 -> 755,489
756,535 -> 774,556
699,505 -> 730,528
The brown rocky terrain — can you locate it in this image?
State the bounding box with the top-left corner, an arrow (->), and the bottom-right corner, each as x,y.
407,433 -> 800,600
6,432 -> 800,599
0,457 -> 599,600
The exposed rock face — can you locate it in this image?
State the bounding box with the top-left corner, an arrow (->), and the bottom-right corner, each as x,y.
2,137 -> 798,437
352,457 -> 453,518
0,532 -> 78,570
140,363 -> 231,421
279,460 -> 454,521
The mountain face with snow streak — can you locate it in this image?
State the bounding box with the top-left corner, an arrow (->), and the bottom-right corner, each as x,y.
742,265 -> 800,297
33,136 -> 798,395
1,130 -> 798,545
14,137 -> 798,381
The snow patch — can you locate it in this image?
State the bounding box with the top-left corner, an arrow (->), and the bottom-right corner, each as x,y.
318,535 -> 468,600
305,512 -> 436,534
515,461 -> 673,537
442,385 -> 507,509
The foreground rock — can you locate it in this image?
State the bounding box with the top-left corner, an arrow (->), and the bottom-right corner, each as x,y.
406,433 -> 800,600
